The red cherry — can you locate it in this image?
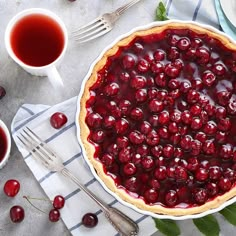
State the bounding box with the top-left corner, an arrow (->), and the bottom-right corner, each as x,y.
167,47 -> 180,61
129,130 -> 144,145
119,72 -> 130,82
91,130 -> 105,143
146,130 -> 160,146
10,205 -> 25,223
137,59 -> 150,73
130,107 -> 143,121
149,99 -> 164,113
165,190 -> 178,207
202,71 -> 216,86
122,55 -> 135,69
0,86 -> 6,99
155,73 -> 167,87
49,209 -> 60,222
154,49 -> 165,61
50,112 -> 68,129
144,189 -> 158,203
164,63 -> 181,78
209,166 -> 221,180
4,179 -> 20,197
115,118 -> 129,134
151,62 -> 164,74
141,156 -> 155,170
177,37 -> 191,51
181,110 -> 192,124
206,182 -> 219,197
218,178 -> 232,192
124,177 -> 140,192
105,82 -> 119,96
86,113 -> 102,128
175,166 -> 188,181
101,153 -> 115,167
195,168 -> 208,182
193,188 -> 208,204
135,89 -> 148,102
203,140 -> 215,155
140,121 -> 152,134
130,75 -> 146,89
123,162 -> 137,176
53,195 -> 65,209
196,47 -> 210,64
119,147 -> 133,163
82,213 -> 98,228
212,63 -> 226,76
154,166 -> 167,180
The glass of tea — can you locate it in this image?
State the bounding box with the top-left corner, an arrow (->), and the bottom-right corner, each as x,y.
5,8 -> 68,88
0,120 -> 11,169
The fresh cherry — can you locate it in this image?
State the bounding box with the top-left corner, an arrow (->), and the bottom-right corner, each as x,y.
10,205 -> 25,223
4,179 -> 20,197
82,213 -> 98,228
0,86 -> 6,99
50,112 -> 68,129
49,209 -> 60,222
53,195 -> 65,209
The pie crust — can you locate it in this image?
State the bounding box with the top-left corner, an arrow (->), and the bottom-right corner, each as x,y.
78,22 -> 236,216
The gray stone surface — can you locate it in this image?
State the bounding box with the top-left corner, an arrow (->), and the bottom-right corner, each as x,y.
0,0 -> 235,236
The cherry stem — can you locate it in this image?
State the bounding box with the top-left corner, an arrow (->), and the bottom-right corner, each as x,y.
23,196 -> 48,214
23,195 -> 52,202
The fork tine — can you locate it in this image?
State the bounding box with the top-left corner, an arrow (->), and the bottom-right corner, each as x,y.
74,23 -> 110,41
72,20 -> 104,37
17,133 -> 51,168
71,17 -> 101,34
24,127 -> 56,158
75,27 -> 112,44
20,128 -> 55,164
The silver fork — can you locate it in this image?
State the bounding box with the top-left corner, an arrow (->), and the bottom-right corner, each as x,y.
72,0 -> 142,43
17,127 -> 139,236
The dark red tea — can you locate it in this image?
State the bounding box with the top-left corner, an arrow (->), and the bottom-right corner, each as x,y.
10,14 -> 65,67
0,126 -> 8,163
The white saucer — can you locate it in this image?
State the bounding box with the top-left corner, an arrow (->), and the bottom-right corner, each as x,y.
220,0 -> 236,27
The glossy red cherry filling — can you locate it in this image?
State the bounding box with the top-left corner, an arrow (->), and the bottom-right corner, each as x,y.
85,28 -> 236,209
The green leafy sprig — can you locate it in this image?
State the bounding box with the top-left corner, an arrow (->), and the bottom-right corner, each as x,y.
155,1 -> 169,21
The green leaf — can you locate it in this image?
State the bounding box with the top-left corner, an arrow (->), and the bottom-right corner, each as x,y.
153,218 -> 180,236
193,215 -> 220,236
220,203 -> 236,226
155,1 -> 169,21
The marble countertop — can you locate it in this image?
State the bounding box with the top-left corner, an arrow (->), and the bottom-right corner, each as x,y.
0,0 -> 235,236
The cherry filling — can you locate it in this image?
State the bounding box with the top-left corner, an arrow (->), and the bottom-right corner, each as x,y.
85,28 -> 236,209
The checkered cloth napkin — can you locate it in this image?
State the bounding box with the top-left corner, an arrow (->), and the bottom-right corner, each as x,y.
11,0 -> 230,235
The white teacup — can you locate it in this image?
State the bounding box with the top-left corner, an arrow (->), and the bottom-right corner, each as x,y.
0,120 -> 11,169
5,8 -> 68,87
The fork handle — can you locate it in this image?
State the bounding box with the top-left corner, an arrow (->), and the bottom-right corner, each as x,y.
115,0 -> 142,16
61,168 -> 139,236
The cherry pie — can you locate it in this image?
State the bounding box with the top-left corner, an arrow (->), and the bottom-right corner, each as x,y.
79,22 -> 236,216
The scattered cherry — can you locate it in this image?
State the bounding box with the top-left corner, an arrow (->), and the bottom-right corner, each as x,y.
53,195 -> 65,209
4,179 -> 20,197
0,86 -> 6,99
49,209 -> 60,222
82,213 -> 98,228
50,112 -> 68,129
10,205 -> 25,223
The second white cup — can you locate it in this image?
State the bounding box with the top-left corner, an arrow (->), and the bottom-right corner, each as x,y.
5,8 -> 68,87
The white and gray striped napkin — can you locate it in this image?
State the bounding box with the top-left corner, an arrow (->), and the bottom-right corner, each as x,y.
11,1 -> 229,235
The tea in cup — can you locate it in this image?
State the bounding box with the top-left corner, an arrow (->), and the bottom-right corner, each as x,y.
0,120 -> 11,169
5,8 -> 68,87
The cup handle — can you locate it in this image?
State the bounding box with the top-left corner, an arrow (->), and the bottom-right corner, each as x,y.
46,66 -> 64,88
